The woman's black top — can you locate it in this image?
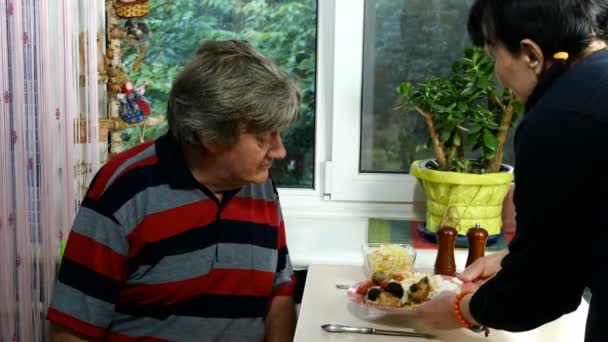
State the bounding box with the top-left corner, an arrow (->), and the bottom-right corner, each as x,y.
470,50 -> 608,342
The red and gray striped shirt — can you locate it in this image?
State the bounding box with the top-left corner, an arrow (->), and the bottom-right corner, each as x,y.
47,134 -> 295,341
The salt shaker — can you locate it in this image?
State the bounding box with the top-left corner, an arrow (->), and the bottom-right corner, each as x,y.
434,226 -> 458,276
466,222 -> 488,267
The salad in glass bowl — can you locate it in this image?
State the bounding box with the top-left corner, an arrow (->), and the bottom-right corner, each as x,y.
362,243 -> 416,277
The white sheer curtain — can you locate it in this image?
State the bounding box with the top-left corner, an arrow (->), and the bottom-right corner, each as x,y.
0,1 -> 101,340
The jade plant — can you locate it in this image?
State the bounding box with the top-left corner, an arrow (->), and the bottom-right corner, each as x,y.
397,48 -> 522,173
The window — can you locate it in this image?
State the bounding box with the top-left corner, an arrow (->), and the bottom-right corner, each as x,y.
114,0 -> 516,207
121,0 -> 318,188
361,0 -> 475,173
331,0 -> 516,202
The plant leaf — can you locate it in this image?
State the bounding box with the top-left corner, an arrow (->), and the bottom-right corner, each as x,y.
397,82 -> 412,96
465,132 -> 479,146
453,133 -> 462,147
469,125 -> 482,134
440,130 -> 451,142
460,83 -> 475,96
483,129 -> 498,151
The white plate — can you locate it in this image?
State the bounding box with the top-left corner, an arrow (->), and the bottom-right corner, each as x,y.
346,275 -> 463,315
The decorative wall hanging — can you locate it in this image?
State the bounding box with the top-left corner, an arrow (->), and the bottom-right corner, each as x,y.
99,0 -> 164,157
124,19 -> 151,41
123,19 -> 151,71
114,0 -> 150,19
107,63 -> 129,94
116,80 -> 151,123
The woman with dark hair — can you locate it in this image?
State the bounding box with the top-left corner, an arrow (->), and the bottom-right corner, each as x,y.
417,1 -> 608,341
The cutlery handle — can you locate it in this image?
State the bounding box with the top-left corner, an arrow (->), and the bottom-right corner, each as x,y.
321,324 -> 370,334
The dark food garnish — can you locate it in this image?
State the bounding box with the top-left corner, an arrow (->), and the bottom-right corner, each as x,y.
384,282 -> 404,299
367,287 -> 382,301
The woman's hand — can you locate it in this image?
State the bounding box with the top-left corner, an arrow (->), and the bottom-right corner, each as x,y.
417,250 -> 509,330
457,249 -> 508,291
415,291 -> 462,330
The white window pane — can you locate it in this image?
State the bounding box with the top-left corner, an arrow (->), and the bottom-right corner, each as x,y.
360,0 -> 516,173
122,1 -> 317,188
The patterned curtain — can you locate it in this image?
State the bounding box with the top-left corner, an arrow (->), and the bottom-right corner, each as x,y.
0,1 -> 102,341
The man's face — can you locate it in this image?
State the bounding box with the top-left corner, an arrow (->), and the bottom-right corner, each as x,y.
213,129 -> 287,186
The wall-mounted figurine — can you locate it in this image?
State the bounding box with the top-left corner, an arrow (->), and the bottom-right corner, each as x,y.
108,22 -> 129,40
114,0 -> 149,19
107,63 -> 129,94
123,19 -> 151,71
125,20 -> 151,41
116,80 -> 151,124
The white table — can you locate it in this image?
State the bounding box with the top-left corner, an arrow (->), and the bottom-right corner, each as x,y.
294,264 -> 589,342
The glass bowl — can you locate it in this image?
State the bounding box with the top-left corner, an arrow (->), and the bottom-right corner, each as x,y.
361,243 -> 417,277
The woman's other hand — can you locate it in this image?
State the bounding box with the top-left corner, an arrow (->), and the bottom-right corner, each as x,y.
457,249 -> 508,291
415,291 -> 462,330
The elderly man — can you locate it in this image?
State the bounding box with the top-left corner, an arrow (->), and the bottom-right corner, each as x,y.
48,40 -> 301,342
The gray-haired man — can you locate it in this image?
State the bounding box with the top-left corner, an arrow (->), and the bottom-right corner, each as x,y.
49,40 -> 301,342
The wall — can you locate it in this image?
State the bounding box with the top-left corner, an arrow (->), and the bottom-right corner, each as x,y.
281,196 -> 426,270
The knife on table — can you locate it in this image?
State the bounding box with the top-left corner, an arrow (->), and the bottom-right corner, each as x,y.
322,324 -> 437,339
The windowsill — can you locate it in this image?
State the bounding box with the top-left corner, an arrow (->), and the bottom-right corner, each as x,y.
279,188 -> 426,219
280,189 -> 427,270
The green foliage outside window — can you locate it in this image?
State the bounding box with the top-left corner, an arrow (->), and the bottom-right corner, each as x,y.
121,0 -> 317,187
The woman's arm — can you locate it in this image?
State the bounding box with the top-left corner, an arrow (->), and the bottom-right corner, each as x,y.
468,112 -> 592,331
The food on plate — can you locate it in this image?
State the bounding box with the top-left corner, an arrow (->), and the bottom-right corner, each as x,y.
408,276 -> 431,304
372,271 -> 389,285
376,291 -> 401,307
366,244 -> 413,275
356,271 -> 460,308
384,282 -> 405,298
367,287 -> 382,301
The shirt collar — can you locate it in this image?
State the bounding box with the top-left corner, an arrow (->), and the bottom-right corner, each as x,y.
155,133 -> 201,190
155,134 -> 243,200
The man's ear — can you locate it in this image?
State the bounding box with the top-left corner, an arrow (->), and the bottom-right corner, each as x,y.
520,38 -> 545,75
202,141 -> 222,154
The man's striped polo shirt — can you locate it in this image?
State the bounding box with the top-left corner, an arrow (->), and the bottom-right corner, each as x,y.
47,134 -> 295,341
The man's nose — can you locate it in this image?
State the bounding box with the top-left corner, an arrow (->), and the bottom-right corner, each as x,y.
269,134 -> 286,160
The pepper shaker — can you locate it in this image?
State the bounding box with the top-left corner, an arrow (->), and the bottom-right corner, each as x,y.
434,226 -> 458,276
466,223 -> 488,267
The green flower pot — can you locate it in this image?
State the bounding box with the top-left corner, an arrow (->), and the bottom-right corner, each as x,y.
410,160 -> 514,235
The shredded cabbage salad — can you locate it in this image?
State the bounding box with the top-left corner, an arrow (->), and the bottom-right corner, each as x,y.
366,244 -> 413,275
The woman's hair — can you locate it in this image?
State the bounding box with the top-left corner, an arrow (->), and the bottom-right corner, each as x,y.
468,0 -> 608,108
167,40 -> 302,149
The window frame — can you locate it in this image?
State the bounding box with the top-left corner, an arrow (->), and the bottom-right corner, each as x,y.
277,0 -> 331,204
278,0 -> 423,219
328,0 -> 421,203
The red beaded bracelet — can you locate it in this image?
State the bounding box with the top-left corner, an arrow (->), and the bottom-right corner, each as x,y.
453,290 -> 490,337
453,290 -> 474,328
